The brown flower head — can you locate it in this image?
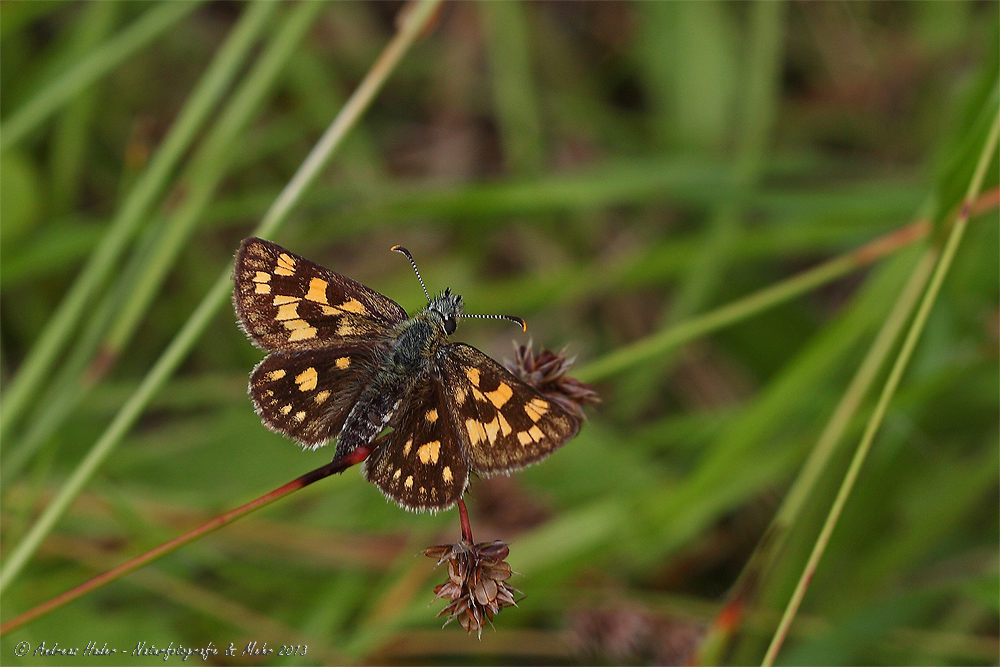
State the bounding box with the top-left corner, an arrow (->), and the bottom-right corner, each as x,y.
505,342 -> 600,421
424,539 -> 519,637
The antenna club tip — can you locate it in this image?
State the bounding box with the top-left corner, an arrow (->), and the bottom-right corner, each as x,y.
390,244 -> 405,253
516,317 -> 527,332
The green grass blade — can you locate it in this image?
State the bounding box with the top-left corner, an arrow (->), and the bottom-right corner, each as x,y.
703,247 -> 937,665
0,1 -> 200,151
621,1 -> 785,418
1,0 -> 324,566
0,0 -> 443,596
48,2 -> 119,215
104,1 -> 326,354
761,109 -> 999,667
0,1 -> 278,444
481,1 -> 544,175
577,223 -> 926,383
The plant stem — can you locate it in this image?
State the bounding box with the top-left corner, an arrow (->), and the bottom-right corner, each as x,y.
0,446 -> 371,636
458,499 -> 474,543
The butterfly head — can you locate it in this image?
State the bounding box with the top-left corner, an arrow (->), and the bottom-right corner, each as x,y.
428,288 -> 463,335
392,245 -> 528,335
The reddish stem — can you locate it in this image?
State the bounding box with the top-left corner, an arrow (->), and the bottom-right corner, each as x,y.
0,445 -> 372,636
457,498 -> 474,543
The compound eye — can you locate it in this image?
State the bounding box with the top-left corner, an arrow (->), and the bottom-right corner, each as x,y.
443,316 -> 457,335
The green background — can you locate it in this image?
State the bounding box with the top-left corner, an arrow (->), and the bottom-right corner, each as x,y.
1,2 -> 997,664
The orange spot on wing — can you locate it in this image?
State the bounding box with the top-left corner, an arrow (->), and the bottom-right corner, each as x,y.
485,382 -> 513,408
305,278 -> 329,304
275,253 -> 296,276
338,298 -> 367,314
295,367 -> 318,391
417,440 -> 441,464
275,302 -> 299,320
465,419 -> 487,446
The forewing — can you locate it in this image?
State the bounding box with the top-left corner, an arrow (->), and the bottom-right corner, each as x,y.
250,346 -> 380,448
363,377 -> 469,511
234,237 -> 407,352
438,343 -> 579,476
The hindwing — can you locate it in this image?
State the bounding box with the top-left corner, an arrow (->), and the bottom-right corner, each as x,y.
234,237 -> 407,352
250,346 -> 381,447
438,343 -> 579,476
362,377 -> 469,511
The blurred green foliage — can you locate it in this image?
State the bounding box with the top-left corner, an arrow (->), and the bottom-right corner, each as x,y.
1,2 -> 997,665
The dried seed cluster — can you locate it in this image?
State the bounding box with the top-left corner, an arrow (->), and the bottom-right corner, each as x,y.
505,343 -> 600,421
424,540 -> 519,636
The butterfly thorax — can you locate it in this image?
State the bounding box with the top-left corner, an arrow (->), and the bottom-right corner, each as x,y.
389,288 -> 463,371
333,291 -> 462,459
384,316 -> 436,374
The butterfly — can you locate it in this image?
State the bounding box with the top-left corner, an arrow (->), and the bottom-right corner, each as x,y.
232,238 -> 580,511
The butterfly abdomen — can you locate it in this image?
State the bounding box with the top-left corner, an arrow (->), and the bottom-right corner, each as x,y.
335,383 -> 405,459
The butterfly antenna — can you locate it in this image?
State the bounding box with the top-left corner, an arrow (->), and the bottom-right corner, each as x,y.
459,312 -> 528,332
391,245 -> 431,302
